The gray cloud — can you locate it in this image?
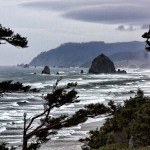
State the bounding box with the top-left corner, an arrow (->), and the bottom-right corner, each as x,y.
1,0 -> 149,65
116,25 -> 136,31
21,0 -> 150,26
22,0 -> 105,11
116,25 -> 126,31
141,24 -> 149,29
63,4 -> 150,25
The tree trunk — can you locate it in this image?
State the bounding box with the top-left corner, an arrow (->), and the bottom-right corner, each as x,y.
23,113 -> 28,150
22,138 -> 27,150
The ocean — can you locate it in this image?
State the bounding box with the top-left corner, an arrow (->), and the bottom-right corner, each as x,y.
0,66 -> 150,146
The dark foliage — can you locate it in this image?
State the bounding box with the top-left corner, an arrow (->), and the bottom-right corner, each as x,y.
82,89 -> 150,149
45,103 -> 111,128
0,80 -> 39,97
0,24 -> 28,48
0,143 -> 9,150
23,79 -> 113,150
142,25 -> 150,51
23,80 -> 79,150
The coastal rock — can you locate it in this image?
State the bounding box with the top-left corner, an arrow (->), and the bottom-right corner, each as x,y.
80,70 -> 84,74
42,66 -> 50,74
23,64 -> 29,68
89,54 -> 116,74
17,63 -> 29,68
117,69 -> 127,74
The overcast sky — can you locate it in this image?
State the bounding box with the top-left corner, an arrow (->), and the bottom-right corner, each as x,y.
0,0 -> 150,65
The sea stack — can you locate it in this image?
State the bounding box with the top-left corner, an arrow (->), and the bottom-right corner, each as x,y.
89,54 -> 116,74
42,66 -> 50,74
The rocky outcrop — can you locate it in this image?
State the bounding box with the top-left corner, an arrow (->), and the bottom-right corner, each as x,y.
23,64 -> 29,68
42,66 -> 50,74
117,69 -> 126,74
80,70 -> 84,74
89,54 -> 116,74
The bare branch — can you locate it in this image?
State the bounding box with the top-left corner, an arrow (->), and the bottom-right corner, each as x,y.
25,108 -> 50,132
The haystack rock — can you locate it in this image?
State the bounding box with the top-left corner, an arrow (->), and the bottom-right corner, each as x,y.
89,54 -> 116,74
42,66 -> 50,74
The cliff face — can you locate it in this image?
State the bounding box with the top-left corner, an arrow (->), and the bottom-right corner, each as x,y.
89,54 -> 116,74
29,41 -> 146,68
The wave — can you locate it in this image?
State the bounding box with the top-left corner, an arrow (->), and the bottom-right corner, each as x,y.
60,104 -> 75,109
0,127 -> 6,133
12,102 -> 19,107
84,116 -> 107,124
0,113 -> 12,120
23,82 -> 45,88
17,100 -> 30,106
13,120 -> 24,124
54,129 -> 76,139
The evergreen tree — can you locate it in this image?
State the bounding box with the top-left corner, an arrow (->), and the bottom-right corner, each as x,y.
0,24 -> 28,48
22,79 -> 111,150
142,25 -> 150,51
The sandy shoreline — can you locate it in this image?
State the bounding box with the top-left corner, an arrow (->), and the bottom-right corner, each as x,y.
39,119 -> 105,150
16,118 -> 105,150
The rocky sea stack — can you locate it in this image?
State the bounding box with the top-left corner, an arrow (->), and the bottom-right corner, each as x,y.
42,66 -> 50,74
89,54 -> 116,74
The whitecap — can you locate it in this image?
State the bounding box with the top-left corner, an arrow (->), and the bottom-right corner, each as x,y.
95,86 -> 100,89
51,137 -> 59,140
60,104 -> 75,109
84,116 -> 107,124
56,129 -> 75,137
0,127 -> 6,133
78,99 -> 105,105
58,71 -> 65,74
17,100 -> 30,105
65,125 -> 81,130
12,102 -> 19,107
70,71 -> 76,73
23,82 -> 44,88
14,120 -> 24,124
0,113 -> 11,120
80,88 -> 86,91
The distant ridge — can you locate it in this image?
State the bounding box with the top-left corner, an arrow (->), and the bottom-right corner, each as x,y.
29,41 -> 150,68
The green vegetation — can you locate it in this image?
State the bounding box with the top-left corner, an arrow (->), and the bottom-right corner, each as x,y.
22,80 -> 112,150
81,89 -> 150,149
142,26 -> 150,51
0,80 -> 39,97
0,143 -> 8,150
0,24 -> 28,48
22,80 -> 79,149
1,80 -> 149,150
93,145 -> 150,150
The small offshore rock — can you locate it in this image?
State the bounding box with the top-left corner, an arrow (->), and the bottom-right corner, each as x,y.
81,70 -> 84,74
117,69 -> 127,74
23,64 -> 29,68
42,66 -> 50,74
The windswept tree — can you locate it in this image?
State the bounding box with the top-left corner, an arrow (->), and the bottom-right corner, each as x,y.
142,25 -> 150,51
22,79 -> 111,150
0,24 -> 28,48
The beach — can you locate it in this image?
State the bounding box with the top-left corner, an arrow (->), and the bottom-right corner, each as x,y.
39,119 -> 105,150
16,119 -> 105,150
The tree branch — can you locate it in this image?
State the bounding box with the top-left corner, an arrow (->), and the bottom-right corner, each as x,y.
25,108 -> 50,132
26,109 -> 51,139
